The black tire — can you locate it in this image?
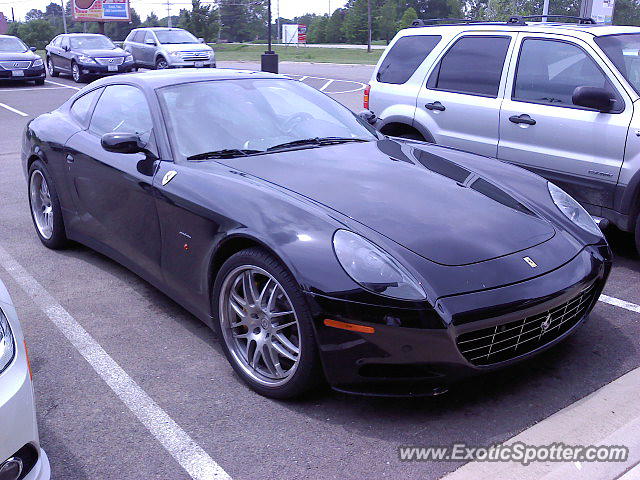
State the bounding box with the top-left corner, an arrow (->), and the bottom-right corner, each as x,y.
47,57 -> 59,77
71,61 -> 86,83
28,160 -> 68,249
34,78 -> 45,85
212,247 -> 323,399
155,56 -> 169,70
634,213 -> 640,255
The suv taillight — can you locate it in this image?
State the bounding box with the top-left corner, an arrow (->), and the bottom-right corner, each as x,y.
364,84 -> 370,110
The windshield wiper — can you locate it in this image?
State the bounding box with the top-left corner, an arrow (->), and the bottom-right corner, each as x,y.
187,149 -> 263,160
267,137 -> 370,152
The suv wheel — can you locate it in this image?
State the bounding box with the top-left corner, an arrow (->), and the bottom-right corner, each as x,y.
71,62 -> 86,83
155,57 -> 169,70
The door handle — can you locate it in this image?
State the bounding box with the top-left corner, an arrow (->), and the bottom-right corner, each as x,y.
509,114 -> 536,125
66,154 -> 74,163
425,101 -> 446,111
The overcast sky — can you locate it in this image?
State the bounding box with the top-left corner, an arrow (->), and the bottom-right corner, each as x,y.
1,0 -> 342,22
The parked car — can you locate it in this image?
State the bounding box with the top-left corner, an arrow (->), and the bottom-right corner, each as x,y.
367,16 -> 640,251
123,27 -> 215,70
0,280 -> 50,479
22,69 -> 610,398
0,34 -> 45,85
45,33 -> 135,83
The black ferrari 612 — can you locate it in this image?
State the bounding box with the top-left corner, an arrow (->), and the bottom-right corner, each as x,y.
22,69 -> 611,398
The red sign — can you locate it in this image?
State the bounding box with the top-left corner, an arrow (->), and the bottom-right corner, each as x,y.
0,13 -> 7,35
298,24 -> 307,44
73,0 -> 130,22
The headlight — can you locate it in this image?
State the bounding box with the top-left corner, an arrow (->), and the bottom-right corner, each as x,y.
32,58 -> 44,67
333,229 -> 426,300
0,308 -> 15,374
77,55 -> 95,64
169,51 -> 183,57
125,55 -> 133,63
548,182 -> 601,236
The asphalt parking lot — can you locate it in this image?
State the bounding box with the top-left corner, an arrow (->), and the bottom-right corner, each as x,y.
1,62 -> 640,480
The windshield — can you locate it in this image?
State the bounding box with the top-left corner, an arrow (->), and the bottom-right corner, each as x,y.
155,30 -> 198,44
69,35 -> 116,50
158,78 -> 378,159
595,34 -> 640,94
0,37 -> 28,53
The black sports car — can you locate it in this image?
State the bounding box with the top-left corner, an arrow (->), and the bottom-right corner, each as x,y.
22,69 -> 611,398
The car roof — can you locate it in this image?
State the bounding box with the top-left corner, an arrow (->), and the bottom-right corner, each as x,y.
0,34 -> 19,39
87,68 -> 286,90
62,33 -> 107,37
402,23 -> 640,40
134,27 -> 186,31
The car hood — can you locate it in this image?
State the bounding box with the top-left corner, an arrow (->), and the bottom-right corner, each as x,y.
79,48 -> 127,58
0,51 -> 37,61
220,139 -> 557,266
161,43 -> 212,53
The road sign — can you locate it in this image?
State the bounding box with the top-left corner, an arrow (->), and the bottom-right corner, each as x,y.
72,0 -> 130,22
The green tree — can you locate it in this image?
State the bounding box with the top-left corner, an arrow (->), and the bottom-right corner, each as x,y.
178,0 -> 220,42
25,9 -> 45,21
376,0 -> 398,43
326,8 -> 346,42
614,0 -> 640,25
104,8 -> 141,40
17,19 -> 55,49
142,12 -> 160,27
308,15 -> 329,43
219,1 -> 253,42
343,0 -> 369,44
397,7 -> 418,29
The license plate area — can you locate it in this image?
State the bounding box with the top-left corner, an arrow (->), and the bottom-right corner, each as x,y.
195,61 -> 204,68
11,70 -> 24,77
107,65 -> 118,72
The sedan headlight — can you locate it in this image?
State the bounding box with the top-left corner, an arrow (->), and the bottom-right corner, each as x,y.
333,229 -> 426,300
169,51 -> 183,57
77,55 -> 95,64
548,182 -> 601,236
0,308 -> 15,374
32,58 -> 44,67
124,55 -> 133,63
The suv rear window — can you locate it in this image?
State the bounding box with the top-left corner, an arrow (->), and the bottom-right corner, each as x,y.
376,35 -> 441,84
428,36 -> 511,97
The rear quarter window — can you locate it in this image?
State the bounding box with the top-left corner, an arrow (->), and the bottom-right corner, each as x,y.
376,35 -> 442,84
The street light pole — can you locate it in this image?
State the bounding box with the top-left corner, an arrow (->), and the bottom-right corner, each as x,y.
60,0 -> 67,33
367,0 -> 371,53
261,0 -> 278,73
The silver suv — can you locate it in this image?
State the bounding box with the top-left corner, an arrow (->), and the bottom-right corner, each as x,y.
368,16 -> 640,250
123,27 -> 215,70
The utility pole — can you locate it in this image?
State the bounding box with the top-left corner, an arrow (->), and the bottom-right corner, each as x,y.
60,0 -> 67,33
276,0 -> 280,44
167,0 -> 172,28
542,0 -> 550,17
367,0 -> 371,53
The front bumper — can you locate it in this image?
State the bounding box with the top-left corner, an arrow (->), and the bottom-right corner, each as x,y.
166,57 -> 215,68
0,302 -> 49,479
0,67 -> 45,81
78,61 -> 135,76
307,243 -> 611,396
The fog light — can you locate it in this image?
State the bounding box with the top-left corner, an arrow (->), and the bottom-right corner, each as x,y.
0,457 -> 23,480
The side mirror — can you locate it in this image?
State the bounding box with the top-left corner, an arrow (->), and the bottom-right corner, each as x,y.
572,86 -> 614,113
145,38 -> 156,46
101,132 -> 145,154
358,110 -> 378,126
198,37 -> 205,43
30,46 -> 37,52
63,45 -> 70,51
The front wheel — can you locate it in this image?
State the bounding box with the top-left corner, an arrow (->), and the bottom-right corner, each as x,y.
28,160 -> 68,249
71,62 -> 86,83
155,57 -> 169,70
213,247 -> 323,399
47,57 -> 59,77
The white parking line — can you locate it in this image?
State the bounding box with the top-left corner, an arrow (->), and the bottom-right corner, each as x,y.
319,79 -> 334,91
0,102 -> 28,117
599,294 -> 640,314
0,245 -> 232,480
0,86 -> 67,92
45,79 -> 81,90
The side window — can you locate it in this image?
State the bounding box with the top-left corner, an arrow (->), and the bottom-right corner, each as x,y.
428,36 -> 511,97
89,85 -> 153,138
513,38 -> 621,110
70,88 -> 103,125
144,31 -> 156,44
134,31 -> 145,43
51,36 -> 60,47
376,35 -> 442,84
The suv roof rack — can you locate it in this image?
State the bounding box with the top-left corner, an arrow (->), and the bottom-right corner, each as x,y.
507,14 -> 596,25
410,15 -> 597,28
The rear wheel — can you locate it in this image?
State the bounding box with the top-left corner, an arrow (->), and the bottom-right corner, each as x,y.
213,247 -> 323,398
28,160 -> 68,249
47,57 -> 59,77
34,78 -> 45,85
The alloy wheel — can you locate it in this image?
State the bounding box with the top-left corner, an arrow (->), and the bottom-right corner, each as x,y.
47,58 -> 55,76
72,63 -> 80,82
156,58 -> 168,69
219,265 -> 301,387
29,170 -> 53,240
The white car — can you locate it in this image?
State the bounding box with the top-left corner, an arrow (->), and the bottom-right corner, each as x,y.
0,281 -> 50,480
